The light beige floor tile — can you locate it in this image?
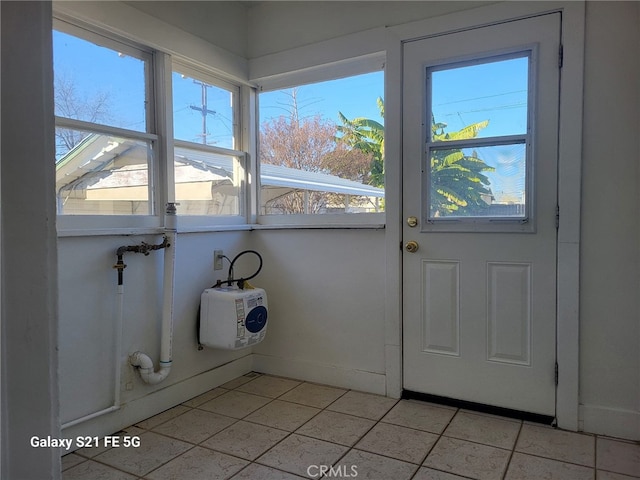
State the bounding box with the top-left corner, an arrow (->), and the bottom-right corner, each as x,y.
597,437 -> 640,477
94,431 -> 191,477
598,471 -> 640,480
198,390 -> 271,419
423,437 -> 511,480
256,433 -> 348,477
152,408 -> 237,444
326,390 -> 398,420
335,449 -> 418,480
279,382 -> 347,408
201,420 -> 289,460
182,387 -> 228,407
444,410 -> 521,449
245,400 -> 320,431
505,452 -> 594,480
230,463 -> 307,480
296,410 -> 375,446
355,422 -> 438,464
61,453 -> 86,471
62,460 -> 137,480
145,446 -> 248,480
220,373 -> 261,390
382,400 -> 456,434
412,467 -> 471,480
516,423 -> 595,467
236,375 -> 302,398
135,405 -> 191,430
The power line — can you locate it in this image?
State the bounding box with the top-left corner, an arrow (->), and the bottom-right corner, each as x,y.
434,90 -> 527,107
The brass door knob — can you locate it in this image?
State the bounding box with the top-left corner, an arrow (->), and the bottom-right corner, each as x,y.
405,240 -> 419,253
407,216 -> 418,227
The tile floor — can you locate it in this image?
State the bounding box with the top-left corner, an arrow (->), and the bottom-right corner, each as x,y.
62,373 -> 640,480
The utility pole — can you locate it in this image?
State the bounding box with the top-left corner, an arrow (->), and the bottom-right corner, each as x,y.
189,80 -> 217,145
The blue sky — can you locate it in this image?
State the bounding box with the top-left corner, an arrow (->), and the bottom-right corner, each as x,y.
431,55 -> 528,139
259,71 -> 385,127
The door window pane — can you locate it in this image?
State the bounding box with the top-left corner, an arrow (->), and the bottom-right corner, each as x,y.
429,142 -> 526,218
426,52 -> 532,223
430,55 -> 529,142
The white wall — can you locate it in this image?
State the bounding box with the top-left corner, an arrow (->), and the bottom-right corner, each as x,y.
252,229 -> 387,393
59,231 -> 255,439
578,1 -> 640,439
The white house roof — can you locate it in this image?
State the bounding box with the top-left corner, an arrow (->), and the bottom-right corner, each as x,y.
57,134 -> 385,198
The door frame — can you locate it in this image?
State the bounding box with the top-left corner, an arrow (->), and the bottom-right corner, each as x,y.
383,1 -> 585,432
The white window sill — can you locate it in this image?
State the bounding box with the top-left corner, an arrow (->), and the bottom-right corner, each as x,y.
57,222 -> 385,237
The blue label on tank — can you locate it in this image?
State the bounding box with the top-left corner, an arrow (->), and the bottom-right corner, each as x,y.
245,306 -> 268,333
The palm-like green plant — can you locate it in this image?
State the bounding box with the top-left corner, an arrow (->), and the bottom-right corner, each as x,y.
430,118 -> 494,216
337,99 -> 494,216
337,97 -> 385,187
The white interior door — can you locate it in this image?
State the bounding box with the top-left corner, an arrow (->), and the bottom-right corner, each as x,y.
402,13 -> 561,416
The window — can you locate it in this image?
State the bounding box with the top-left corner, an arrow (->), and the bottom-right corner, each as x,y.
258,70 -> 384,221
53,23 -> 156,216
425,52 -> 532,228
171,65 -> 245,218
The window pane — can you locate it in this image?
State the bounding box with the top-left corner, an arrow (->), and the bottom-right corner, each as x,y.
174,145 -> 243,216
429,143 -> 526,218
259,71 -> 384,215
173,72 -> 236,149
430,55 -> 529,141
56,130 -> 152,215
53,30 -> 148,132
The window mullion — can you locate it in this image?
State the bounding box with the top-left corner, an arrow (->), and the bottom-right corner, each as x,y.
154,52 -> 175,217
426,134 -> 527,152
55,117 -> 158,142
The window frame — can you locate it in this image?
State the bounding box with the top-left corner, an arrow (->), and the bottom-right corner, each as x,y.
170,61 -> 249,228
422,48 -> 537,233
53,18 -> 162,230
255,54 -> 386,228
53,17 -> 252,234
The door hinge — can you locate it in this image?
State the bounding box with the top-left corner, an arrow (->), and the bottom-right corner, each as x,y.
558,44 -> 564,69
554,362 -> 559,386
555,205 -> 560,230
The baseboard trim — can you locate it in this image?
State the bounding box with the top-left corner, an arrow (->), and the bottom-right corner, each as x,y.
403,390 -> 555,426
252,354 -> 386,395
580,404 -> 640,441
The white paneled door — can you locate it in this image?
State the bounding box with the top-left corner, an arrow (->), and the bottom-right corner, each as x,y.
402,13 -> 561,416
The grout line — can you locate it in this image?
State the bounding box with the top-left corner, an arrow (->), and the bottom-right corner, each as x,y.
75,374 -> 617,480
501,419 -> 523,480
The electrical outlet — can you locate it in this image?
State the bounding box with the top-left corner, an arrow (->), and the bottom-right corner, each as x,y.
214,250 -> 224,270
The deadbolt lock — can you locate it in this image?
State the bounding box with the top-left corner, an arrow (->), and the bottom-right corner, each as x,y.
405,240 -> 419,253
407,216 -> 419,228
